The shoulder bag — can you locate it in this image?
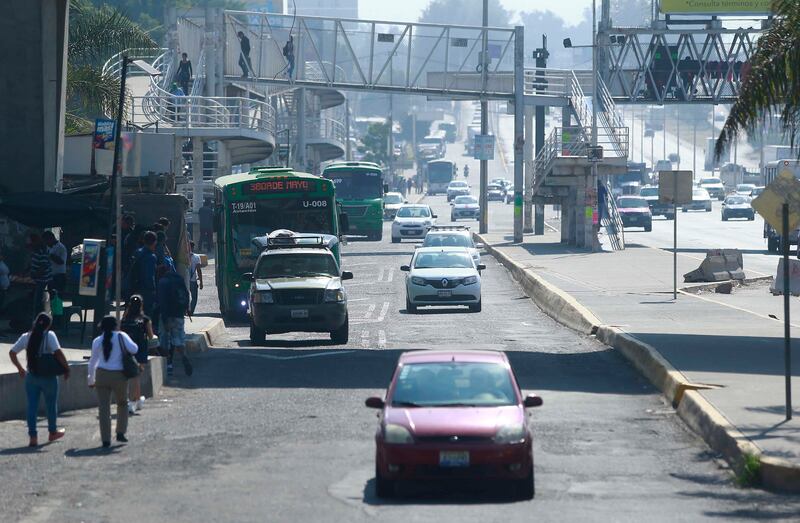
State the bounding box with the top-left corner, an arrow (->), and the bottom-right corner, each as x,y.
119,333 -> 141,379
33,336 -> 67,377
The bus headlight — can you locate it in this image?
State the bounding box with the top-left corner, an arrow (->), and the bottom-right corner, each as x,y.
324,289 -> 345,303
252,291 -> 273,304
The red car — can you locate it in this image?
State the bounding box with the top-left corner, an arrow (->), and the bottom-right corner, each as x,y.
365,350 -> 542,499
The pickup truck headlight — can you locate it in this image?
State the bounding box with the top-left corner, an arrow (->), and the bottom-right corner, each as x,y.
252,291 -> 273,304
384,424 -> 414,444
493,424 -> 526,444
411,276 -> 426,286
324,288 -> 345,303
463,276 -> 478,285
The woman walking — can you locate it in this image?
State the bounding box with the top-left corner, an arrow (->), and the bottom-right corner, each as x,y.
121,295 -> 153,414
8,313 -> 69,447
88,316 -> 138,447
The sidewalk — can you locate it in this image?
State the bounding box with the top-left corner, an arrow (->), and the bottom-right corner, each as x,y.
477,227 -> 800,491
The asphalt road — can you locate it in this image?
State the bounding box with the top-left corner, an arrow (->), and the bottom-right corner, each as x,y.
3,213 -> 800,522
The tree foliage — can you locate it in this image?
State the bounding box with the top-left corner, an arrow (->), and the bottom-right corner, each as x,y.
716,0 -> 800,158
418,0 -> 511,27
358,123 -> 390,166
67,0 -> 157,134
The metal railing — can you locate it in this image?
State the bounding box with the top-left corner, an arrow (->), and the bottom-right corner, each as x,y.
601,180 -> 625,250
276,115 -> 346,146
102,48 -> 168,79
522,68 -> 571,98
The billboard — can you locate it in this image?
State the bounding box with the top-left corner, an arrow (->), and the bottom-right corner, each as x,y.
660,0 -> 772,14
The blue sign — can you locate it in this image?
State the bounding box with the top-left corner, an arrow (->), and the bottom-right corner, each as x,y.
93,119 -> 116,150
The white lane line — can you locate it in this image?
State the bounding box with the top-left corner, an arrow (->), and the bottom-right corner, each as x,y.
387,269 -> 394,282
238,350 -> 356,361
377,267 -> 386,283
348,298 -> 370,302
377,302 -> 390,322
378,330 -> 387,349
364,303 -> 376,319
361,329 -> 370,349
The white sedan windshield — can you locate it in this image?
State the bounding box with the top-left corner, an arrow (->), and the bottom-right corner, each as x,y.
414,252 -> 474,269
397,207 -> 430,218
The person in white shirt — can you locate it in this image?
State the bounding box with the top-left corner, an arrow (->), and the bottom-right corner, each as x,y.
43,231 -> 67,296
188,241 -> 203,315
8,313 -> 69,447
88,315 -> 138,447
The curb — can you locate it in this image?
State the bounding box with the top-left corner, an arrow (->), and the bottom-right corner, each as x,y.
478,235 -> 800,492
474,233 -> 600,335
185,318 -> 225,353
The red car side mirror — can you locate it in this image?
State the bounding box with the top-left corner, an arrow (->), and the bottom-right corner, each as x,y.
523,394 -> 543,408
365,397 -> 385,409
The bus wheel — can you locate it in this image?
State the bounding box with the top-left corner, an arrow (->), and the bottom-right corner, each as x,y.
249,321 -> 266,345
370,230 -> 383,241
331,315 -> 349,345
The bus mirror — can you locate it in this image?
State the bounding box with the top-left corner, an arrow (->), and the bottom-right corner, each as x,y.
339,213 -> 350,233
242,272 -> 254,281
383,183 -> 389,194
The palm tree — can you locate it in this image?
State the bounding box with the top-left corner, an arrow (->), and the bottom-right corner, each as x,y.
66,0 -> 157,134
716,0 -> 800,158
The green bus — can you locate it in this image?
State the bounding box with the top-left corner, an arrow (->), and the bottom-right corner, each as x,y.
322,161 -> 386,241
213,167 -> 347,318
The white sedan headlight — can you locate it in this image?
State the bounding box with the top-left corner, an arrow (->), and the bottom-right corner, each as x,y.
384,424 -> 414,444
463,275 -> 478,285
493,424 -> 526,444
411,276 -> 426,286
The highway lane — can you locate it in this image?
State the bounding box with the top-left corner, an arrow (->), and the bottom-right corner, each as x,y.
5,216 -> 797,521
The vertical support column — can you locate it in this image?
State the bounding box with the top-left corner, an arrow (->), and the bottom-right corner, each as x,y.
513,26 -> 524,243
523,105 -> 534,233
345,98 -> 351,161
534,102 -> 546,236
478,0 -> 489,234
297,88 -> 307,171
192,138 -> 205,242
204,6 -> 217,98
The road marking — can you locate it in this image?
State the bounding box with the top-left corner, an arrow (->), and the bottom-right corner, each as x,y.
238,350 -> 357,361
378,329 -> 387,349
363,303 -> 376,319
387,269 -> 394,282
679,290 -> 800,329
377,302 -> 390,322
348,298 -> 369,302
377,267 -> 385,283
361,329 -> 370,349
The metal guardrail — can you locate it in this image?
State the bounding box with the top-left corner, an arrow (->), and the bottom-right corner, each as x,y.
102,48 -> 168,79
601,180 -> 625,250
523,68 -> 571,98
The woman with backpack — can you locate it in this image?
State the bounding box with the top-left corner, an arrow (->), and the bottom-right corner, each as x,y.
8,312 -> 69,447
121,295 -> 154,414
88,316 -> 138,448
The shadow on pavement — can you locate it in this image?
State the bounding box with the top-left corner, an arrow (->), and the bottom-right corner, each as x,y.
361,477 -> 522,506
65,445 -> 124,457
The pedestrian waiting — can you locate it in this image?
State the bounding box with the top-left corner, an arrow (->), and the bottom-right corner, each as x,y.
176,52 -> 193,95
121,295 -> 154,415
157,265 -> 192,376
8,313 -> 70,447
188,241 -> 203,315
88,316 -> 138,448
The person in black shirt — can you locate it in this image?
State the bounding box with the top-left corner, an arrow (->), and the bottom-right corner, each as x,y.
237,31 -> 252,78
176,53 -> 193,95
282,36 -> 295,79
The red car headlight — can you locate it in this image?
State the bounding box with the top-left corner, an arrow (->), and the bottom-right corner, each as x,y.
384,424 -> 414,444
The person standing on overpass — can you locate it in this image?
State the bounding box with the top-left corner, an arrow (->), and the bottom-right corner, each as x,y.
237,31 -> 252,78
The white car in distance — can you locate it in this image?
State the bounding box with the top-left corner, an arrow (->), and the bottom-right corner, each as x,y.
446,180 -> 471,201
401,247 -> 485,313
421,226 -> 483,266
383,192 -> 406,220
391,204 -> 437,243
450,195 -> 480,221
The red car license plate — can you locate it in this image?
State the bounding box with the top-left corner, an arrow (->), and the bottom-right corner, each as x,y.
439,451 -> 469,467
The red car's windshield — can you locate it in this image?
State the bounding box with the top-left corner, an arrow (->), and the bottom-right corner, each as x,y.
391,362 -> 517,407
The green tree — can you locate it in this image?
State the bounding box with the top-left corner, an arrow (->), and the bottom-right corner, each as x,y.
419,0 -> 510,26
358,122 -> 390,166
67,0 -> 157,134
716,0 -> 800,157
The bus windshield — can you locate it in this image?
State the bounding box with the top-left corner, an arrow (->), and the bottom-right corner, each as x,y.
230,198 -> 334,270
326,169 -> 383,200
428,163 -> 454,184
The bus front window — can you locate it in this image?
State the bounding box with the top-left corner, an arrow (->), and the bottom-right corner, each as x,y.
326,170 -> 383,200
230,198 -> 334,270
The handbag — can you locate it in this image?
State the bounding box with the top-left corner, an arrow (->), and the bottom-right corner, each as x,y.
119,333 -> 141,379
32,337 -> 66,377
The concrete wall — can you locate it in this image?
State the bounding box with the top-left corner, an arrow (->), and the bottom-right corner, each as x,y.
0,0 -> 68,193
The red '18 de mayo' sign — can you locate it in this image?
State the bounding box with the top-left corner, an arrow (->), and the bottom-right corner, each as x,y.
243,179 -> 316,194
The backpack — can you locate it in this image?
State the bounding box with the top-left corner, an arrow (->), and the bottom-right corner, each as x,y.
124,250 -> 143,298
121,317 -> 148,353
172,276 -> 191,316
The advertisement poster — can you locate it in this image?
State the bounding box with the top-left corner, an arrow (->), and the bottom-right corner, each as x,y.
660,0 -> 772,14
93,119 -> 116,150
79,239 -> 105,297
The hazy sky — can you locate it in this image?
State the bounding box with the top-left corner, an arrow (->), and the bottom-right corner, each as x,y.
359,0 -> 593,26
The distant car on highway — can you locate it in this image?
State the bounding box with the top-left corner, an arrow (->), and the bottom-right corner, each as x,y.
446,180 -> 471,202
751,186 -> 765,198
617,196 -> 653,231
366,350 -> 542,499
735,183 -> 757,196
639,186 -> 674,219
391,204 -> 437,243
698,177 -> 725,200
503,185 -> 516,204
450,195 -> 480,221
487,183 -> 505,202
401,247 -> 484,312
383,192 -> 405,221
721,195 -> 755,221
422,226 -> 482,266
682,188 -> 713,212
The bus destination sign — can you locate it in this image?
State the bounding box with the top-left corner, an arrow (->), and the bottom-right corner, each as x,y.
243,179 -> 317,194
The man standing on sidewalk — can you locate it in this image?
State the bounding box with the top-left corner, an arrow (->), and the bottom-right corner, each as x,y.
27,233 -> 51,319
188,241 -> 203,316
157,265 -> 192,376
129,232 -> 158,318
42,231 -> 67,297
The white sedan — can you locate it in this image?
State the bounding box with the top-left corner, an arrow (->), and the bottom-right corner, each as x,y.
391,204 -> 437,243
401,247 -> 485,312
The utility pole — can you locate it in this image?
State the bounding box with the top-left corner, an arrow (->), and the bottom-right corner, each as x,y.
588,0 -> 599,251
533,36 -> 549,236
345,98 -> 351,161
513,26 -> 524,243
479,0 -> 489,234
639,106 -> 644,164
676,105 -> 681,169
388,58 -> 394,181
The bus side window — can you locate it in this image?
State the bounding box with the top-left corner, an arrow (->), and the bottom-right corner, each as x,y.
213,206 -> 221,231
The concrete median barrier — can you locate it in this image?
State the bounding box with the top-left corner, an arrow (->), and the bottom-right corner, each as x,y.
684,248 -> 745,283
185,318 -> 225,353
